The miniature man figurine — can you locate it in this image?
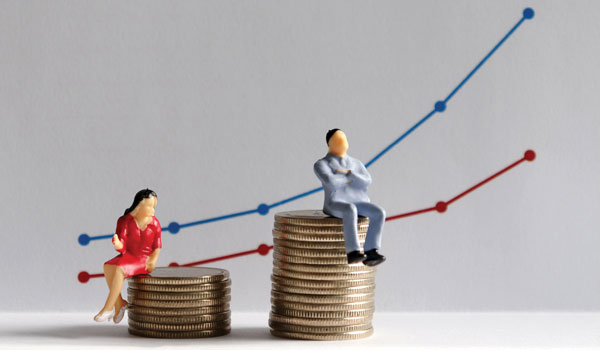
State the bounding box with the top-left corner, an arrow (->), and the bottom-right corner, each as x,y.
314,129 -> 386,266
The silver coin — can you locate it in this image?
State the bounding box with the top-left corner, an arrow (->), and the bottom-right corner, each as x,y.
272,259 -> 375,273
129,267 -> 229,285
274,210 -> 369,227
272,267 -> 376,281
128,327 -> 231,338
274,223 -> 369,234
269,311 -> 373,326
270,328 -> 373,340
128,279 -> 231,293
271,290 -> 375,303
271,274 -> 375,288
128,310 -> 231,325
271,282 -> 376,296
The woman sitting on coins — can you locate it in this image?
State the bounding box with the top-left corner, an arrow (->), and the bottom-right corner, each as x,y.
94,188 -> 162,323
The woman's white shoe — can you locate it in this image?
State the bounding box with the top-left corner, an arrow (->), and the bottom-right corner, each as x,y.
113,304 -> 127,324
94,309 -> 115,322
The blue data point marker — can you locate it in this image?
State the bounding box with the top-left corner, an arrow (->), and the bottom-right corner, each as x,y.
257,203 -> 270,215
168,222 -> 180,234
434,101 -> 446,112
78,233 -> 90,246
523,8 -> 534,19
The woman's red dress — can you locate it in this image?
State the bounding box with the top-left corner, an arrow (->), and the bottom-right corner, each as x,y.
104,214 -> 162,277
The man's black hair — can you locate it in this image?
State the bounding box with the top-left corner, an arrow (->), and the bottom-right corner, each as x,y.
124,188 -> 157,216
326,128 -> 341,145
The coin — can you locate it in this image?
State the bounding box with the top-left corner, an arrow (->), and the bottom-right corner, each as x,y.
127,304 -> 230,316
128,327 -> 231,339
269,210 -> 379,340
127,289 -> 230,301
274,210 -> 369,226
128,319 -> 230,332
128,310 -> 231,325
269,312 -> 373,326
272,267 -> 375,281
271,275 -> 375,288
273,238 -> 351,250
273,252 -> 355,265
274,246 -> 347,258
272,230 -> 366,242
271,307 -> 374,319
272,259 -> 375,273
128,295 -> 231,308
269,320 -> 372,334
128,279 -> 231,293
270,328 -> 373,340
274,222 -> 369,234
129,267 -> 229,285
271,299 -> 374,311
271,290 -> 375,303
271,283 -> 375,296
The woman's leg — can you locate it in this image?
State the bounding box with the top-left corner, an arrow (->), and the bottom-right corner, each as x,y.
96,264 -> 127,315
105,264 -> 128,308
111,268 -> 128,322
104,264 -> 127,308
103,263 -> 116,290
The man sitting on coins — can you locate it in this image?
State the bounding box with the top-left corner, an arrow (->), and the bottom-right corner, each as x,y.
313,128 -> 386,266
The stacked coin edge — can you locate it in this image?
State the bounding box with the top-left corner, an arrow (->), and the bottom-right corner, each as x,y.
127,267 -> 232,338
269,210 -> 376,341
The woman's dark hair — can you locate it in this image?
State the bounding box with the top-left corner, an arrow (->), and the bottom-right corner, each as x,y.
124,188 -> 157,216
326,128 -> 341,145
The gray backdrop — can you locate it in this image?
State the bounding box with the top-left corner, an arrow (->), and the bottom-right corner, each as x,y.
1,0 -> 598,312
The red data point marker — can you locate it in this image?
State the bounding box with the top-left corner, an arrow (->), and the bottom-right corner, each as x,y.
78,271 -> 90,283
258,244 -> 272,256
524,150 -> 536,161
435,201 -> 448,213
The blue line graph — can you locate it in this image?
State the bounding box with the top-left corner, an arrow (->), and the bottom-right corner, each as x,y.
78,8 -> 535,246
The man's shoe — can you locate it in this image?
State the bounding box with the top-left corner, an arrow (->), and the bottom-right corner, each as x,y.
347,250 -> 366,264
363,249 -> 386,266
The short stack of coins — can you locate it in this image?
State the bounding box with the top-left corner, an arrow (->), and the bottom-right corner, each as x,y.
269,210 -> 376,340
127,267 -> 231,338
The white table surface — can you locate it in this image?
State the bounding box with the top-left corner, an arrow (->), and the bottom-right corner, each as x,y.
0,312 -> 598,349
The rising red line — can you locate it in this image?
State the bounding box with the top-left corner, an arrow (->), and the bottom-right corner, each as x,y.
77,150 -> 535,283
386,150 -> 536,221
447,158 -> 527,205
77,272 -> 104,283
77,244 -> 274,283
170,244 -> 273,267
386,206 -> 437,221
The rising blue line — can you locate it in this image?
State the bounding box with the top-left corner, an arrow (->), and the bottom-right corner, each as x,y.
269,186 -> 324,209
78,9 -> 533,245
180,209 -> 260,228
90,234 -> 113,241
444,16 -> 526,103
365,110 -> 436,168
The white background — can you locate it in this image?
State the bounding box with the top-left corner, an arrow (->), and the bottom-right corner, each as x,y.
1,0 -> 598,314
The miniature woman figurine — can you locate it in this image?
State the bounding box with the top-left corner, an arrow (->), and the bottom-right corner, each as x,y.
314,129 -> 386,266
94,188 -> 162,323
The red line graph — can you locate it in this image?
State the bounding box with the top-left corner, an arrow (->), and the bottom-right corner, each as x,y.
169,244 -> 273,267
77,244 -> 274,283
386,150 -> 535,221
77,150 -> 535,283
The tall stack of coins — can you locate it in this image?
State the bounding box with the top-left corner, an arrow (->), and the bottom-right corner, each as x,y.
269,210 -> 376,340
127,267 -> 231,338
